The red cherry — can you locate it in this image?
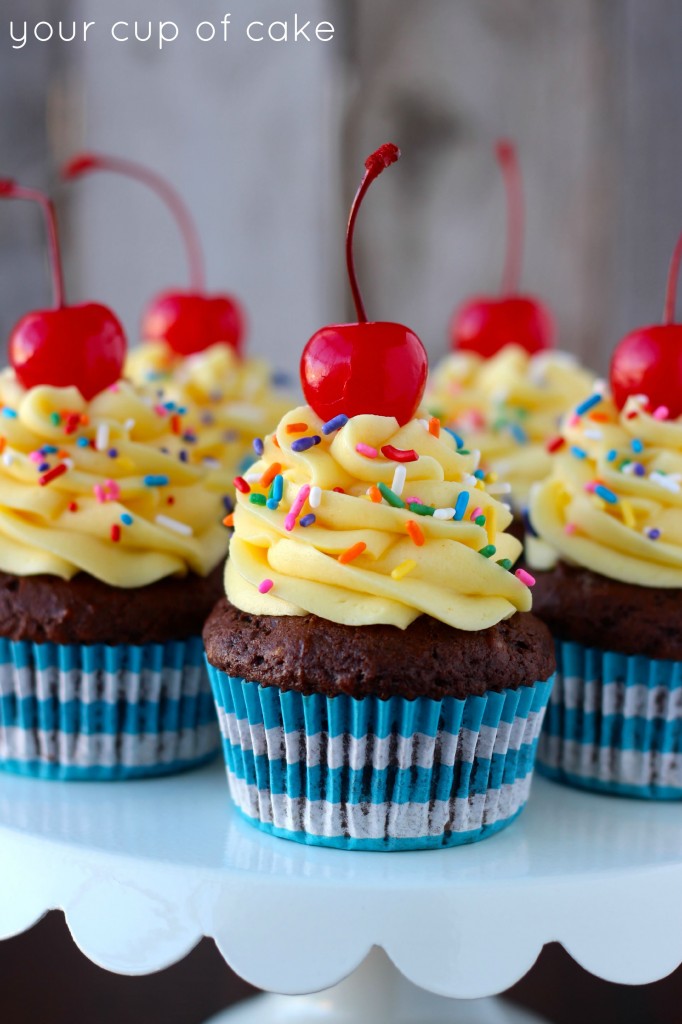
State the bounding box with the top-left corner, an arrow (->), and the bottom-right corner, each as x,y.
142,291 -> 245,356
450,140 -> 555,357
610,230 -> 682,417
300,144 -> 428,425
0,180 -> 126,399
62,154 -> 245,356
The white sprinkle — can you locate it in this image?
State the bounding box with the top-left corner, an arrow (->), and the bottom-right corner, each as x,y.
309,485 -> 322,509
2,452 -> 13,467
203,457 -> 220,469
95,423 -> 110,452
462,473 -> 478,487
124,419 -> 135,433
244,471 -> 261,483
433,507 -> 455,520
593,378 -> 607,395
487,482 -> 512,495
584,429 -> 603,440
622,463 -> 637,475
155,514 -> 193,536
501,502 -> 513,512
62,458 -> 74,470
418,418 -> 430,431
391,464 -> 406,496
470,449 -> 481,471
650,472 -> 680,493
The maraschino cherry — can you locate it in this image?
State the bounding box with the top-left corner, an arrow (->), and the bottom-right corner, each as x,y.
62,153 -> 245,357
451,139 -> 555,357
0,180 -> 126,399
610,228 -> 682,417
301,144 -> 428,426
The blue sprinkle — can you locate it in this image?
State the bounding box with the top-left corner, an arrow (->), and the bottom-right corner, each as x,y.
266,498 -> 279,511
177,406 -> 187,416
322,414 -> 349,435
271,370 -> 292,388
473,469 -> 485,480
253,437 -> 264,456
179,451 -> 189,463
144,474 -> 170,487
1,408 -> 17,419
121,513 -> 133,526
454,491 -> 469,521
300,513 -> 316,527
291,435 -> 321,453
594,484 -> 618,504
631,438 -> 644,454
647,528 -> 661,540
606,449 -> 618,462
570,446 -> 588,460
443,427 -> 464,448
41,445 -> 58,454
107,448 -> 118,459
575,393 -> 602,416
508,423 -> 528,444
222,495 -> 234,513
163,401 -> 176,411
270,474 -> 284,502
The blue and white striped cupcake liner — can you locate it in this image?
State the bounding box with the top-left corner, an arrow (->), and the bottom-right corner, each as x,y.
207,664 -> 554,850
0,636 -> 220,780
538,640 -> 682,800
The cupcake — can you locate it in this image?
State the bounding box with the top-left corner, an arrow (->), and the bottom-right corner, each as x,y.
0,179 -> 228,779
528,240 -> 682,799
62,153 -> 294,483
203,144 -> 556,849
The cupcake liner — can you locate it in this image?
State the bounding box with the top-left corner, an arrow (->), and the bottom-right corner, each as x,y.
538,640 -> 682,799
0,636 -> 220,780
207,662 -> 554,850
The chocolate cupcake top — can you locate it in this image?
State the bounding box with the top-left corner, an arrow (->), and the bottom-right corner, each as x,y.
529,389 -> 682,587
126,341 -> 293,478
0,370 -> 228,587
225,404 -> 534,630
427,345 -> 594,510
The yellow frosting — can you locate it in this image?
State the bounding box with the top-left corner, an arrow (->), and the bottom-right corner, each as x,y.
0,371 -> 228,586
125,341 -> 293,479
226,405 -> 533,630
529,392 -> 682,587
427,346 -> 595,509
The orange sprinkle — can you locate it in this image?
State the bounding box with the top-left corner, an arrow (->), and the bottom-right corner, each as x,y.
223,513 -> 235,528
272,436 -> 281,448
260,461 -> 282,488
428,416 -> 441,438
0,438 -> 5,455
286,422 -> 308,434
589,411 -> 609,422
80,414 -> 89,425
368,485 -> 382,503
406,520 -> 425,546
171,414 -> 182,435
338,541 -> 366,564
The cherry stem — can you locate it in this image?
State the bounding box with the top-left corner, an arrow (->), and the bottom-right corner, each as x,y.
62,153 -> 205,292
346,143 -> 400,323
0,180 -> 66,308
496,139 -> 523,296
663,227 -> 682,324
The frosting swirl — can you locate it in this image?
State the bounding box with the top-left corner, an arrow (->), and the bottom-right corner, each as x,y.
226,405 -> 532,630
529,392 -> 682,587
0,371 -> 228,586
427,346 -> 595,509
126,341 -> 293,479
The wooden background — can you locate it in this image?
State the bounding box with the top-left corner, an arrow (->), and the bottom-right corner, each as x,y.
4,1 -> 682,376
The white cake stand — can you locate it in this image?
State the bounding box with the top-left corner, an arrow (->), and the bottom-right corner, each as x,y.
0,761 -> 679,1024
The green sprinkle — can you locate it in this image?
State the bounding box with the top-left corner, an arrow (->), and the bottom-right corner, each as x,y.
479,545 -> 497,558
377,482 -> 406,508
457,448 -> 470,455
496,558 -> 513,570
250,493 -> 267,505
475,514 -> 486,527
408,502 -> 436,516
49,412 -> 61,426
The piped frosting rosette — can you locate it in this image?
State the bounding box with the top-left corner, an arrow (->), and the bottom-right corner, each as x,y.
0,369 -> 228,586
126,341 -> 293,480
226,405 -> 533,630
530,391 -> 682,587
427,345 -> 595,510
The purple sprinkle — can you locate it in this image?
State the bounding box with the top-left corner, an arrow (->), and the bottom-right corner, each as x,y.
633,463 -> 646,477
291,435 -> 321,453
647,528 -> 661,540
107,448 -> 118,459
200,412 -> 215,426
182,432 -> 197,444
253,437 -> 264,456
38,462 -> 50,472
321,414 -> 349,435
300,513 -> 316,527
179,450 -> 189,463
222,495 -> 234,513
